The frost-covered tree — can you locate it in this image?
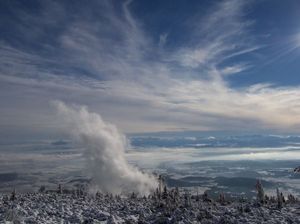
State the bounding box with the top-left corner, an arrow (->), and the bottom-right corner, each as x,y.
162,185 -> 168,199
287,193 -> 297,203
218,192 -> 226,205
255,180 -> 265,204
202,190 -> 212,202
277,188 -> 283,209
184,190 -> 191,207
39,185 -> 46,193
293,166 -> 300,173
130,192 -> 136,199
158,175 -> 165,194
170,187 -> 179,206
10,188 -> 16,201
58,184 -> 63,194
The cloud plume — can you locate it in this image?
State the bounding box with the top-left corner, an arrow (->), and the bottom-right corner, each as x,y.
53,101 -> 157,195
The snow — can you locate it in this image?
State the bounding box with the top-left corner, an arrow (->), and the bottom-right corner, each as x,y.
1,190 -> 300,223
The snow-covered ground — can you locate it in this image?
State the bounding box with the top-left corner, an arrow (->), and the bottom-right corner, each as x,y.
1,190 -> 300,224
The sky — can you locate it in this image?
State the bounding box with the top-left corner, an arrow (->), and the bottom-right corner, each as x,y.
1,0 -> 300,141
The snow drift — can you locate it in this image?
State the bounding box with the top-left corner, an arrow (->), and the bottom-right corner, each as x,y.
53,101 -> 157,195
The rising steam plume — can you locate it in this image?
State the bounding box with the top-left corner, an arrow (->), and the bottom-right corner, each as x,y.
53,101 -> 158,195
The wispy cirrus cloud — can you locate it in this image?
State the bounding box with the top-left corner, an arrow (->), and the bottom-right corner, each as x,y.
0,0 -> 300,139
171,0 -> 255,70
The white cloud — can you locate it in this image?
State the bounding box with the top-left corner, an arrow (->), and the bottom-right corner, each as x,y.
220,64 -> 249,75
53,101 -> 157,195
1,0 -> 300,136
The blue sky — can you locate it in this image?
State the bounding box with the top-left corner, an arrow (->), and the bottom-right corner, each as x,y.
1,0 -> 300,141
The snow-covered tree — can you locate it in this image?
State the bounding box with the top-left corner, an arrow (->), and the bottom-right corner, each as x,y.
255,180 -> 265,204
10,188 -> 16,201
277,188 -> 283,209
39,185 -> 46,193
162,185 -> 168,199
293,166 -> 300,173
218,192 -> 226,205
58,184 -> 63,194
